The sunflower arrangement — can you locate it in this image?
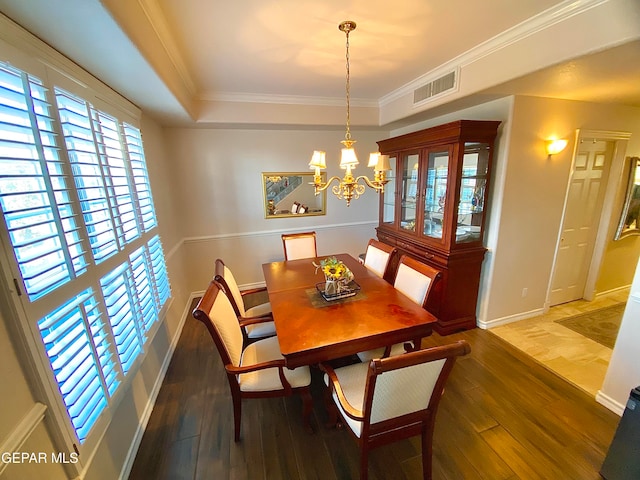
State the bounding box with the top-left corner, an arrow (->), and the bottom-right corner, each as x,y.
314,256 -> 353,286
320,256 -> 347,280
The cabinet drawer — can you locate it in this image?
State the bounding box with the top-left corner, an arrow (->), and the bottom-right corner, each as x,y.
379,232 -> 447,269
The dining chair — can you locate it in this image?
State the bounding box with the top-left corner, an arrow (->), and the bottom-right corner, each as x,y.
214,258 -> 276,341
281,231 -> 317,260
192,281 -> 313,441
357,254 -> 442,362
361,238 -> 397,280
322,340 -> 470,480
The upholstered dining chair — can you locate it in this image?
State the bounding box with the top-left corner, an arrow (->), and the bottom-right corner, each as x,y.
361,238 -> 397,280
214,258 -> 276,341
357,254 -> 442,362
322,340 -> 470,480
281,231 -> 317,260
193,281 -> 313,441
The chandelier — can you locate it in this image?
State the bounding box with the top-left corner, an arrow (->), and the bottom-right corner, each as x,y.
309,20 -> 390,207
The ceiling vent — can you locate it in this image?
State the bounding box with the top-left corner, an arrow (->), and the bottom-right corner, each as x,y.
413,70 -> 457,104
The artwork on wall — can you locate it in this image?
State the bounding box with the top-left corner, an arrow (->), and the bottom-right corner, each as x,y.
262,172 -> 326,218
615,156 -> 640,239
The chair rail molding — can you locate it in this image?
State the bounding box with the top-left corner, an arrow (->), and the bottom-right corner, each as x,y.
0,402 -> 47,475
182,220 -> 377,244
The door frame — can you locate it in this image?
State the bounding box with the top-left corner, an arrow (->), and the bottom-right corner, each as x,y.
546,129 -> 631,309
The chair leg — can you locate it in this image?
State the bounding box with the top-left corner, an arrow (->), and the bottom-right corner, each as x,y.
323,386 -> 339,428
421,425 -> 433,480
360,446 -> 369,480
300,387 -> 314,433
232,396 -> 241,442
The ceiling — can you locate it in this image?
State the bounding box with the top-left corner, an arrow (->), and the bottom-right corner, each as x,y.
0,0 -> 639,126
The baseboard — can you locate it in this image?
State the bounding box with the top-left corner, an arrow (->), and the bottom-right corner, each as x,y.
479,285 -> 631,330
118,293 -> 197,480
596,390 -> 625,416
595,284 -> 632,298
477,307 -> 546,329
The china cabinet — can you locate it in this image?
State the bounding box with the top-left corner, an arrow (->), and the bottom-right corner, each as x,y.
376,120 -> 500,334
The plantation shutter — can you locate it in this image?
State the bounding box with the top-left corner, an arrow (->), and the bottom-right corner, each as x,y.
92,109 -> 141,246
0,63 -> 88,300
123,123 -> 157,231
55,87 -> 119,264
0,58 -> 171,452
37,288 -> 120,442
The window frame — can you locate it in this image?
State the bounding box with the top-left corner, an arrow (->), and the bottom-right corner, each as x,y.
0,31 -> 172,473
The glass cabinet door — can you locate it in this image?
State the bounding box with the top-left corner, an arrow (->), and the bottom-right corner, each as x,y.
423,149 -> 449,240
381,156 -> 396,225
400,153 -> 419,232
455,142 -> 491,244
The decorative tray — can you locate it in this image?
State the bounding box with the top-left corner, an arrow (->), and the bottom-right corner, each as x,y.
315,281 -> 361,302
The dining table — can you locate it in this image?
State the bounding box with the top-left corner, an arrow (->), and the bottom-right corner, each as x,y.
262,253 -> 438,368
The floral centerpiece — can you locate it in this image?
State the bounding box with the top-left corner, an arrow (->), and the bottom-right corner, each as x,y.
313,256 -> 354,296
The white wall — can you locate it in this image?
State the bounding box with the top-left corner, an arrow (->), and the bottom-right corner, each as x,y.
0,302 -> 69,480
163,127 -> 387,293
480,96 -> 640,325
379,0 -> 640,126
598,257 -> 640,413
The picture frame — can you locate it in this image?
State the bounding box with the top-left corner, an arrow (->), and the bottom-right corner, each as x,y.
262,172 -> 326,219
615,156 -> 640,239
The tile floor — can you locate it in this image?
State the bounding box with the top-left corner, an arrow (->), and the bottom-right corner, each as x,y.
489,288 -> 630,397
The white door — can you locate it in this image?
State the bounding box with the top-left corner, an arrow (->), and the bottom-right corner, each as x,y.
549,139 -> 614,306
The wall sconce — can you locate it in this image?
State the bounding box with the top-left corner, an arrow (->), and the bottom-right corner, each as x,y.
546,139 -> 568,156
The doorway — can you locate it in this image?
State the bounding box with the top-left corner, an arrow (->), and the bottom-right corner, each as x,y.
493,130 -> 633,398
548,130 -> 631,307
549,138 -> 614,305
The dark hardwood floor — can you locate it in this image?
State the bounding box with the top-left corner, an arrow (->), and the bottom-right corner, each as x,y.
128,305 -> 619,480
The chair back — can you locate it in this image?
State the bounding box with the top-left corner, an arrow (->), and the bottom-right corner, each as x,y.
214,258 -> 247,317
363,239 -> 396,279
192,281 -> 244,367
365,340 -> 470,434
393,255 -> 441,307
281,231 -> 317,260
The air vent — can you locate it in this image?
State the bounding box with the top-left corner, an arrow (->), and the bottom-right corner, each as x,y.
413,71 -> 456,104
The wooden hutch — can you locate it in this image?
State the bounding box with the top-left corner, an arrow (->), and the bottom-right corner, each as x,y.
376,120 -> 501,335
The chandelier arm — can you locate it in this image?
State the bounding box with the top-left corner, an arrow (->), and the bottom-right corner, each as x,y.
355,175 -> 385,191
313,176 -> 342,193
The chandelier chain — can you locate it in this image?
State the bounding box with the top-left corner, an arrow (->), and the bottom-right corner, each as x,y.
344,27 -> 351,141
308,20 -> 389,207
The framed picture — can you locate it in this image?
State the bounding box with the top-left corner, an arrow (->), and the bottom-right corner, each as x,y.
262,172 -> 326,219
615,157 -> 640,239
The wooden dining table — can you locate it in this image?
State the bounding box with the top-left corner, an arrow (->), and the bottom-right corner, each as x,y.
262,253 -> 438,368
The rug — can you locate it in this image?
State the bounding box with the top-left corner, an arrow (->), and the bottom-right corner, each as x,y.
555,303 -> 625,349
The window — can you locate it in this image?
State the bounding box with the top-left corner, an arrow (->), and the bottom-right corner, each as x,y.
0,60 -> 171,447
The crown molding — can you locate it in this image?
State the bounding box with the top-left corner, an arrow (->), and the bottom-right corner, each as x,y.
138,0 -> 197,97
379,0 -> 609,107
200,91 -> 378,108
